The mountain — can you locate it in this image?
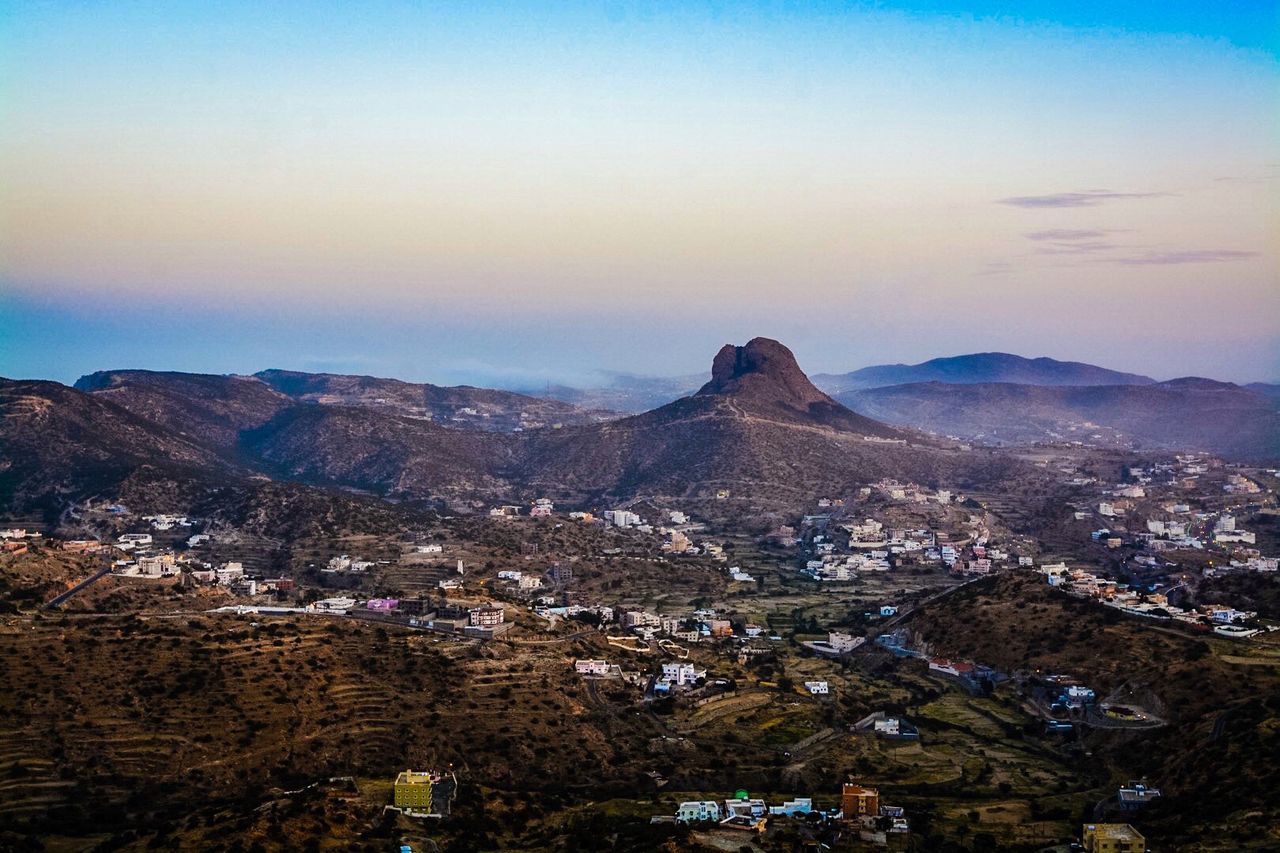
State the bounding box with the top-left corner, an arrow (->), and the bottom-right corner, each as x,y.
241,405 -> 513,497
517,338 -> 1021,504
815,352 -> 1156,394
1244,382 -> 1280,408
4,340 -> 1031,516
74,370 -> 293,452
0,378 -> 238,516
254,369 -> 612,431
838,378 -> 1280,461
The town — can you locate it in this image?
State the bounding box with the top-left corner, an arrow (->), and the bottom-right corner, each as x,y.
2,446 -> 1277,851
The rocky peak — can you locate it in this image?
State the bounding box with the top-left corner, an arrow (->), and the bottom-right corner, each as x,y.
697,337 -> 836,411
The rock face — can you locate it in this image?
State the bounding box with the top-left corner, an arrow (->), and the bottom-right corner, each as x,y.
699,337 -> 837,411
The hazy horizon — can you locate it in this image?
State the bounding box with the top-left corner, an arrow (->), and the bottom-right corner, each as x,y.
2,2 -> 1278,386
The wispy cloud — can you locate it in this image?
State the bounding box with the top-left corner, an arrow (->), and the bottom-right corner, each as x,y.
1024,229 -> 1126,254
1024,229 -> 1112,241
1035,241 -> 1121,255
975,260 -> 1014,276
999,190 -> 1167,208
1103,250 -> 1259,266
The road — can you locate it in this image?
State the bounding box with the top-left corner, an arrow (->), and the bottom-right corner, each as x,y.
875,574 -> 990,633
43,565 -> 112,608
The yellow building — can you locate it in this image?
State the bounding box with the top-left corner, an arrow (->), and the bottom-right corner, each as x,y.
1083,823 -> 1146,853
394,770 -> 433,811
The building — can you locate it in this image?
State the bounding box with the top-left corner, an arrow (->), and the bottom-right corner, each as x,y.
842,784 -> 880,818
929,658 -> 976,678
723,797 -> 768,818
1082,823 -> 1145,853
827,631 -> 862,652
575,659 -> 611,676
703,619 -> 733,637
660,662 -> 705,687
768,798 -> 812,816
136,554 -> 178,577
676,801 -> 721,822
393,770 -> 434,811
469,604 -> 505,627
1117,782 -> 1161,811
804,681 -> 829,695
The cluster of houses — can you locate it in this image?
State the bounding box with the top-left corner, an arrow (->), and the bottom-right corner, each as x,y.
323,554 -> 377,574
0,527 -> 42,555
582,606 -> 776,645
857,479 -> 957,505
1039,562 -> 1263,636
664,782 -> 909,843
572,658 -> 706,693
789,492 -> 1031,583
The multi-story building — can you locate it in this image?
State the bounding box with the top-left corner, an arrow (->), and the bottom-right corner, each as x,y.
676,801 -> 721,822
394,770 -> 434,811
842,783 -> 880,818
660,662 -> 705,686
469,604 -> 505,627
1082,823 -> 1145,853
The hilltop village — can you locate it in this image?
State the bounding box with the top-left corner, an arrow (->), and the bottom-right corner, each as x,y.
2,443 -> 1277,851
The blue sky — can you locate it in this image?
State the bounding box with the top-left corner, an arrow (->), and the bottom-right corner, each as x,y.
1,2 -> 1277,386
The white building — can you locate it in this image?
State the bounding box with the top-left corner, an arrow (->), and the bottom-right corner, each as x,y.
874,717 -> 901,736
117,533 -> 153,549
827,631 -> 861,653
804,681 -> 829,695
660,662 -> 705,687
769,798 -> 813,816
574,659 -> 611,676
676,801 -> 721,823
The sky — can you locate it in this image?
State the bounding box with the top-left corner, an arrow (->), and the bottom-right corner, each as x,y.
1,1 -> 1278,388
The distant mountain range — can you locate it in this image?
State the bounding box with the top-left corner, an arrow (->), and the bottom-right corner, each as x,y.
77,368 -> 610,437
3,339 -> 1024,518
3,341 -> 1275,520
839,379 -> 1280,461
525,352 -> 1278,462
528,352 -> 1167,411
816,352 -> 1156,393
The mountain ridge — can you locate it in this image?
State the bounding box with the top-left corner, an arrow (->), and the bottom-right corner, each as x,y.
814,351 -> 1157,393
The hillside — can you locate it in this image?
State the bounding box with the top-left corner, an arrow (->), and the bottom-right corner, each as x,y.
1244,382 -> 1280,408
904,572 -> 1280,849
241,405 -> 514,498
837,379 -> 1280,461
256,368 -> 610,431
815,352 -> 1156,394
517,339 -> 1026,504
0,379 -> 238,517
75,370 -> 294,451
